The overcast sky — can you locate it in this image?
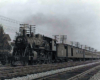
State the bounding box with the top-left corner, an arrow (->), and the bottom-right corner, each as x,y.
0,0 -> 100,51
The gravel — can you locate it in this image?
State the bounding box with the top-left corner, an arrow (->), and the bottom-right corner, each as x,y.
89,70 -> 100,80
4,61 -> 100,80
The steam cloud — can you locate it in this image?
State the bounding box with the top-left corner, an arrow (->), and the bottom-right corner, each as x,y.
0,0 -> 100,50
24,12 -> 100,50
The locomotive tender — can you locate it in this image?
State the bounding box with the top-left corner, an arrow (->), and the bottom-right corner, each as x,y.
10,24 -> 100,66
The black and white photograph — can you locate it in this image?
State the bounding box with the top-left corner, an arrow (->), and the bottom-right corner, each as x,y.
0,0 -> 100,80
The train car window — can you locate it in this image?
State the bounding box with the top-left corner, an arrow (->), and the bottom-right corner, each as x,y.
78,50 -> 80,53
82,50 -> 83,54
27,34 -> 30,37
76,50 -> 78,54
35,34 -> 39,38
71,48 -> 73,56
82,50 -> 83,53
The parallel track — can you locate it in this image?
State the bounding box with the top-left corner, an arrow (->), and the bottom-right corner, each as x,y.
42,62 -> 100,80
0,60 -> 99,80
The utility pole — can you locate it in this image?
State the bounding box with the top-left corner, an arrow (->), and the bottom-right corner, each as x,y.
60,35 -> 67,44
19,24 -> 29,36
89,47 -> 91,51
76,42 -> 80,48
20,24 -> 29,28
71,41 -> 74,46
81,45 -> 83,49
83,45 -> 87,61
30,25 -> 36,34
85,45 -> 87,50
95,49 -> 97,53
91,48 -> 94,60
53,35 -> 59,42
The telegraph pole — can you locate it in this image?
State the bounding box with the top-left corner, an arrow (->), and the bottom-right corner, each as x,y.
60,35 -> 67,44
81,45 -> 83,49
19,24 -> 29,36
76,42 -> 80,48
83,45 -> 87,61
20,24 -> 29,28
91,48 -> 94,60
71,41 -> 74,46
89,47 -> 91,51
30,25 -> 36,34
53,35 -> 59,42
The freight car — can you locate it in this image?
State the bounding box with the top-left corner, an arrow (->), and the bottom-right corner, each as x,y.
0,25 -> 12,65
10,24 -> 100,66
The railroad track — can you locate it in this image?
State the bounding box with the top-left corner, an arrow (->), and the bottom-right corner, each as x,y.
67,65 -> 100,80
34,61 -> 100,80
0,60 -> 99,80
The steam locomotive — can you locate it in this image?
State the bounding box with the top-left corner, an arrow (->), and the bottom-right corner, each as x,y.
10,24 -> 57,65
9,24 -> 100,66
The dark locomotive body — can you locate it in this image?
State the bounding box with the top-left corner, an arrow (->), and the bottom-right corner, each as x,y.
11,25 -> 57,65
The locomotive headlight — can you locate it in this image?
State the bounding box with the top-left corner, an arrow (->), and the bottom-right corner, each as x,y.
16,37 -> 24,44
18,38 -> 22,41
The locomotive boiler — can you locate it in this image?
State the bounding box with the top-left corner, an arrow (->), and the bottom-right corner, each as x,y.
11,24 -> 56,65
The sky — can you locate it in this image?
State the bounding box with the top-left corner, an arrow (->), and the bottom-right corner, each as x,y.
0,0 -> 100,51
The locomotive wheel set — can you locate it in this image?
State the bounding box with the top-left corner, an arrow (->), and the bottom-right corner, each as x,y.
0,24 -> 100,66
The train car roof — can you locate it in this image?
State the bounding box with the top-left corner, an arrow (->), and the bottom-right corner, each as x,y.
57,43 -> 86,50
43,35 -> 56,41
44,36 -> 52,40
57,43 -> 72,47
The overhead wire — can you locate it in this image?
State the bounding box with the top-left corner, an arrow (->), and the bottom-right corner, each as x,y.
0,15 -> 53,35
0,15 -> 96,51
